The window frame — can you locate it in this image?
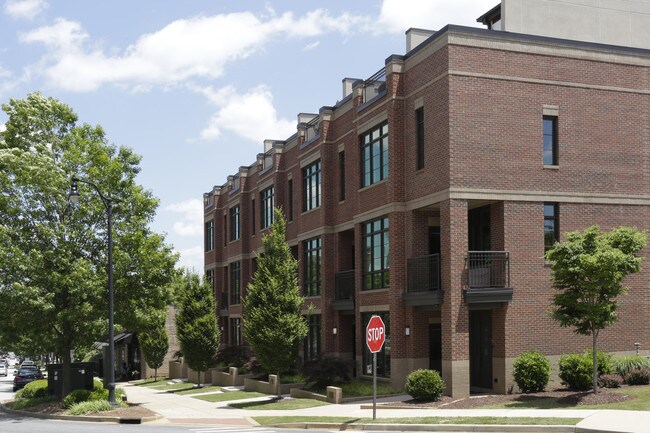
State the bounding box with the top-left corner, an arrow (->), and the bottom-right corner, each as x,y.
302,160 -> 322,212
416,107 -> 424,170
362,217 -> 390,291
260,186 -> 275,229
544,202 -> 559,252
339,151 -> 346,201
303,237 -> 322,297
204,220 -> 214,252
303,315 -> 321,362
230,261 -> 241,305
543,116 -> 558,165
360,123 -> 389,188
229,205 -> 240,241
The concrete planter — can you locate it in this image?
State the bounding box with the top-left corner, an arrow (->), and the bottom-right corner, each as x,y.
290,386 -> 342,404
212,367 -> 254,387
188,368 -> 214,384
168,361 -> 183,379
244,374 -> 304,395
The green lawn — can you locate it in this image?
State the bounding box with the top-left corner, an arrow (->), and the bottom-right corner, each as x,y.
146,382 -> 196,391
131,378 -> 170,387
308,381 -> 400,398
174,385 -> 224,395
193,390 -> 266,403
230,398 -> 329,410
253,416 -> 581,426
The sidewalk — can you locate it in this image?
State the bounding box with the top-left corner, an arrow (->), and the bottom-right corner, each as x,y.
120,383 -> 650,432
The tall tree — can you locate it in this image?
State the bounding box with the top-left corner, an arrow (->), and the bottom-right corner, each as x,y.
140,311 -> 169,381
175,272 -> 220,387
243,209 -> 308,398
0,93 -> 178,397
546,225 -> 647,393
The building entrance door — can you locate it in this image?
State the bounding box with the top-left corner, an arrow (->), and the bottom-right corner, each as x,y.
469,310 -> 493,390
428,323 -> 442,375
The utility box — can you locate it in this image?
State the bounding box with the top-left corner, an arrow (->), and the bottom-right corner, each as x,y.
47,362 -> 95,397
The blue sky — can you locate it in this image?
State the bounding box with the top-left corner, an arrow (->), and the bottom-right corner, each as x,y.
0,0 -> 496,271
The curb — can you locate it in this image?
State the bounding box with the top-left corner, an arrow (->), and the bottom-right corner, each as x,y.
0,401 -> 164,424
268,422 -> 576,432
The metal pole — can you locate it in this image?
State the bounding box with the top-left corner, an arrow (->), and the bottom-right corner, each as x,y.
372,352 -> 377,420
107,199 -> 117,406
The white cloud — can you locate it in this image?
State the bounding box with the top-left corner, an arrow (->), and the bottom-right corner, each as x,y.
303,41 -> 320,51
378,0 -> 496,33
20,18 -> 88,49
165,199 -> 203,237
176,245 -> 204,272
195,84 -> 295,143
4,0 -> 47,20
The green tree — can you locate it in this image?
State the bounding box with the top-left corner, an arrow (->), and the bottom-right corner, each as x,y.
0,93 -> 178,397
140,311 -> 169,381
175,272 -> 220,387
546,225 -> 647,393
243,209 -> 308,398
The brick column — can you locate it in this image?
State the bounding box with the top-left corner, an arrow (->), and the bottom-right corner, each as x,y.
440,199 -> 470,398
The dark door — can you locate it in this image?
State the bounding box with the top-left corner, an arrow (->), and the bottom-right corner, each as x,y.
428,226 -> 440,255
428,323 -> 442,375
468,205 -> 491,251
469,310 -> 493,389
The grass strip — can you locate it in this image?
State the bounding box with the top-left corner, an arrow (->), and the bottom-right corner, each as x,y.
175,385 -> 224,395
193,390 -> 266,403
230,398 -> 329,410
253,416 -> 581,426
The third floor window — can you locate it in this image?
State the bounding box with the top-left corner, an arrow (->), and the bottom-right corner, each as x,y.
230,205 -> 240,241
303,160 -> 321,212
260,186 -> 274,229
361,123 -> 389,187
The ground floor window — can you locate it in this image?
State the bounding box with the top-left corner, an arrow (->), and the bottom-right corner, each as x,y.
361,312 -> 390,378
230,317 -> 242,346
304,315 -> 321,362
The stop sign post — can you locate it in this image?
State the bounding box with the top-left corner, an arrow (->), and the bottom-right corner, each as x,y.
366,315 -> 385,419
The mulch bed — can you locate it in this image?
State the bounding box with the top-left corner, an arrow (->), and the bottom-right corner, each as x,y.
6,401 -> 157,419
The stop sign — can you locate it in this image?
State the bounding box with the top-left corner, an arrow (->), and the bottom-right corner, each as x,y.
366,315 -> 386,353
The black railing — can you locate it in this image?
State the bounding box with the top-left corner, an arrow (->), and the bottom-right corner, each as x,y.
335,270 -> 355,300
407,254 -> 440,292
466,251 -> 510,288
363,67 -> 386,103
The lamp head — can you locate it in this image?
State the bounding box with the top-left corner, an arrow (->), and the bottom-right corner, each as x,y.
69,177 -> 80,204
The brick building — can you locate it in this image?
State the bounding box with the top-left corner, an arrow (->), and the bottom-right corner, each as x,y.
204,2 -> 650,397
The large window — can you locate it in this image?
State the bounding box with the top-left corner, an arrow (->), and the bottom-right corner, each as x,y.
303,315 -> 321,362
251,199 -> 256,235
230,205 -> 240,241
260,186 -> 274,229
543,116 -> 558,165
362,312 -> 390,378
339,151 -> 346,201
416,108 -> 424,170
544,203 -> 559,252
303,160 -> 321,212
204,220 -> 214,252
363,217 -> 390,291
230,317 -> 242,346
288,179 -> 294,221
230,261 -> 241,305
303,237 -> 321,296
361,123 -> 389,187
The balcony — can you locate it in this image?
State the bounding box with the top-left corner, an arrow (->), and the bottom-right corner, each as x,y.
332,270 -> 355,312
404,254 -> 443,306
464,251 -> 513,304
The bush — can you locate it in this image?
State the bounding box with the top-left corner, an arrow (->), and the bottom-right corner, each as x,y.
214,345 -> 254,368
588,350 -> 614,375
93,379 -> 104,391
512,351 -> 550,393
558,354 -> 593,391
624,368 -> 650,385
62,389 -> 92,409
405,369 -> 445,401
66,399 -> 120,415
599,374 -> 623,388
303,358 -> 354,389
20,380 -> 49,399
613,356 -> 650,377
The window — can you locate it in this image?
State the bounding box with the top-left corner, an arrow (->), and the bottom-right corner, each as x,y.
304,315 -> 321,362
303,237 -> 321,296
230,205 -> 240,241
204,220 -> 214,252
363,217 -> 390,291
230,317 -> 242,346
303,160 -> 321,212
361,123 -> 389,187
251,199 -> 256,235
205,269 -> 214,291
416,108 -> 424,170
223,214 -> 227,247
339,151 -> 345,201
230,261 -> 241,305
260,186 -> 274,229
288,179 -> 294,221
543,116 -> 558,165
362,312 -> 390,378
544,203 -> 559,252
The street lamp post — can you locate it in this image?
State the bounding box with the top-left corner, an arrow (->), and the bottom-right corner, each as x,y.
69,176 -> 117,407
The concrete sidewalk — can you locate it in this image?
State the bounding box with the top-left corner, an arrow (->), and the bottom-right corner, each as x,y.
120,383 -> 650,432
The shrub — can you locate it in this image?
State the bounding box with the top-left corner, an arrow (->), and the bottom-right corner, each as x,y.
93,379 -> 104,391
512,351 -> 550,393
66,399 -> 119,415
242,356 -> 263,375
558,354 -> 593,391
405,369 -> 445,401
62,389 -> 92,409
303,358 -> 354,388
613,356 -> 650,377
599,374 -> 623,388
624,368 -> 650,385
214,345 -> 254,368
588,350 -> 614,375
20,379 -> 49,399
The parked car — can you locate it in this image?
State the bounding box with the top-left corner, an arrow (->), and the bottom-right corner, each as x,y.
0,362 -> 7,377
19,360 -> 36,368
13,368 -> 44,392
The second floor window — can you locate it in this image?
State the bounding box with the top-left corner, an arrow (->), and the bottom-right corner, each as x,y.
230,261 -> 241,305
543,116 -> 558,165
303,237 -> 321,296
363,217 -> 390,290
416,108 -> 424,170
303,160 -> 321,212
230,205 -> 240,241
361,123 -> 389,187
261,186 -> 274,229
544,203 -> 559,252
204,220 -> 214,252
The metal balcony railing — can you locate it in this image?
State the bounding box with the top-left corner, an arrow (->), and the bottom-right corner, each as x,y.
363,67 -> 386,103
466,251 -> 510,288
407,254 -> 441,292
335,270 -> 355,300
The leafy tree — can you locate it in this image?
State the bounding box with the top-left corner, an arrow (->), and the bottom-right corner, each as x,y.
0,93 -> 178,397
243,209 -> 308,398
175,272 -> 220,387
546,225 -> 647,393
140,311 -> 169,381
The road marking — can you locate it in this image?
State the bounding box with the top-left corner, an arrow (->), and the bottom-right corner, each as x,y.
188,428 -> 276,433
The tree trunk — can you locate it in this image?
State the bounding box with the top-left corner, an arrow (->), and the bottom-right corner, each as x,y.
62,348 -> 72,399
197,370 -> 202,388
592,331 -> 598,393
154,368 -> 158,381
